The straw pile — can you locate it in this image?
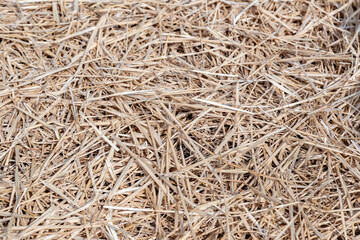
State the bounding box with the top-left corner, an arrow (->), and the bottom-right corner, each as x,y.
0,0 -> 359,239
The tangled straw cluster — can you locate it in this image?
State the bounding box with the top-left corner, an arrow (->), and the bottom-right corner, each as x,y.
0,0 -> 359,239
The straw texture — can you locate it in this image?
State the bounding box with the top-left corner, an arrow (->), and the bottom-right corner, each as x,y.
0,0 -> 360,239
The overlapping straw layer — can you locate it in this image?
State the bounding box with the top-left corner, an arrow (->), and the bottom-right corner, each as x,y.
0,0 -> 360,239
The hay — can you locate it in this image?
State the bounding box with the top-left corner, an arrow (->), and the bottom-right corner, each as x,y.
0,0 -> 359,239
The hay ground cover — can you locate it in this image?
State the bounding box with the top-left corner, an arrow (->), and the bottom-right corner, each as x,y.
0,0 -> 360,239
